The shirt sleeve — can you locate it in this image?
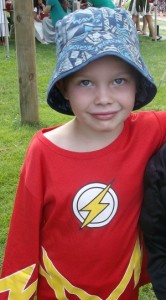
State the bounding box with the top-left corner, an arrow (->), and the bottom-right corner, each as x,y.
0,145 -> 43,300
90,0 -> 116,8
46,0 -> 54,5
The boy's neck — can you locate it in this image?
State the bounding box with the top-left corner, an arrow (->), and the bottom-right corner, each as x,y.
44,119 -> 124,152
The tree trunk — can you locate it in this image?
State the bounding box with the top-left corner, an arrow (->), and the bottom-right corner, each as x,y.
14,0 -> 39,123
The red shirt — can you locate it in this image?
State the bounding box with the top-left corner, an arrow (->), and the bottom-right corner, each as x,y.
1,111 -> 166,300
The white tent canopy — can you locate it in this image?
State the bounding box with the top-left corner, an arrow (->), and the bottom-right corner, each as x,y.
0,0 -> 10,57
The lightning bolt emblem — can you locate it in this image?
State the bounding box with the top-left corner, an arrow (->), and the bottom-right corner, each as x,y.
39,239 -> 142,300
81,184 -> 111,228
0,265 -> 37,300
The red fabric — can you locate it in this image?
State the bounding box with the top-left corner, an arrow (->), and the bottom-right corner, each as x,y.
1,111 -> 166,300
40,12 -> 49,20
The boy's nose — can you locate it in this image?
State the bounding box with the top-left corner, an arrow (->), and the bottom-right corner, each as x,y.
94,86 -> 112,105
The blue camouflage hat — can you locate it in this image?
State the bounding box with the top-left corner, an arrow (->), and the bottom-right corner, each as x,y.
47,7 -> 157,115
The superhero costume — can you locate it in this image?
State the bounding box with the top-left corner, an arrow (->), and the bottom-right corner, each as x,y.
1,111 -> 166,300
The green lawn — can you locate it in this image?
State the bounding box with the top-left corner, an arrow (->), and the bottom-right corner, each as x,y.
0,31 -> 166,299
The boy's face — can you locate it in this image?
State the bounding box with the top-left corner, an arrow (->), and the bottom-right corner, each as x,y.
58,56 -> 137,135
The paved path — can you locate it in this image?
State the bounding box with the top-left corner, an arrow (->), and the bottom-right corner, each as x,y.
156,16 -> 166,22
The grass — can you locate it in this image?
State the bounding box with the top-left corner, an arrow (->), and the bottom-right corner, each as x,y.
0,25 -> 166,299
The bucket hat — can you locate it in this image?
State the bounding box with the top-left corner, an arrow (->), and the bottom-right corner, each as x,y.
47,7 -> 157,115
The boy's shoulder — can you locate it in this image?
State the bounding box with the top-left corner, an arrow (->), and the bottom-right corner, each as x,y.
130,110 -> 166,123
25,126 -> 59,156
127,111 -> 166,140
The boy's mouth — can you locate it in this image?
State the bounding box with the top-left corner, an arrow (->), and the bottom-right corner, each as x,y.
91,111 -> 118,120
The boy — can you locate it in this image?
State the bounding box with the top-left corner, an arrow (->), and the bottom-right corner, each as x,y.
0,7 -> 166,300
140,144 -> 166,300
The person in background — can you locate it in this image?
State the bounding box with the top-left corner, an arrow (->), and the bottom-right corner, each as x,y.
140,143 -> 166,300
0,0 -> 9,45
41,0 -> 68,43
128,0 -> 161,40
42,0 -> 88,44
1,6 -> 166,300
43,0 -> 70,27
5,0 -> 14,35
33,0 -> 48,44
88,0 -> 116,8
133,15 -> 149,36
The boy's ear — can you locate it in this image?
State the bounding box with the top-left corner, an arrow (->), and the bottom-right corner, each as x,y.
56,80 -> 69,100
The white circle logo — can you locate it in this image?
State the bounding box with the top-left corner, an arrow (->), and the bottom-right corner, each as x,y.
73,183 -> 118,228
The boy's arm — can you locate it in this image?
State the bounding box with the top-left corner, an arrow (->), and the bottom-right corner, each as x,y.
140,144 -> 166,300
0,171 -> 42,299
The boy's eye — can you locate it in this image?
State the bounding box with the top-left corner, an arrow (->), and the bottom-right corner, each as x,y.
114,78 -> 125,85
80,80 -> 92,87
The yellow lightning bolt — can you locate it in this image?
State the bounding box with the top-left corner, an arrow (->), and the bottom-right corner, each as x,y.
39,240 -> 142,300
81,184 -> 111,228
40,247 -> 100,300
0,265 -> 37,300
107,238 -> 142,299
